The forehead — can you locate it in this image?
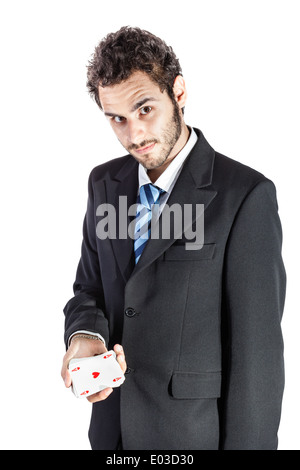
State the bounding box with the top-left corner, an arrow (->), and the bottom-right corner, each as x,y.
99,71 -> 166,113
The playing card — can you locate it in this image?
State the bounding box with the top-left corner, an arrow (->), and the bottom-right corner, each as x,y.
68,350 -> 125,398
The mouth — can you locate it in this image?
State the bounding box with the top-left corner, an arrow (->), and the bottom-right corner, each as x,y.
135,142 -> 156,155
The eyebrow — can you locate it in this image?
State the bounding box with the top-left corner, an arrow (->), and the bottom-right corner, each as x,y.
104,97 -> 157,118
130,97 -> 157,112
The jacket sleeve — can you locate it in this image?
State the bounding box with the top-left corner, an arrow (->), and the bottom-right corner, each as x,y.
219,179 -> 286,450
63,170 -> 109,348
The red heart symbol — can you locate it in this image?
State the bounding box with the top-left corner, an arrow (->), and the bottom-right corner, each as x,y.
71,367 -> 80,372
103,354 -> 112,359
80,391 -> 89,396
113,377 -> 122,382
92,372 -> 100,379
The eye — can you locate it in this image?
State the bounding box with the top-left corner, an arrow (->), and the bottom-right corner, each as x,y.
140,106 -> 152,116
113,116 -> 125,123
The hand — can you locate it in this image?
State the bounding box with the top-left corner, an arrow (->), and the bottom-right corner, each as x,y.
87,344 -> 127,404
61,338 -> 127,404
61,335 -> 107,388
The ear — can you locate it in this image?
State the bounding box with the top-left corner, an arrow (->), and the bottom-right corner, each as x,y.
173,75 -> 187,110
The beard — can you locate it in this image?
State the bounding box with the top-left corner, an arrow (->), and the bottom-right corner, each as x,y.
127,102 -> 183,170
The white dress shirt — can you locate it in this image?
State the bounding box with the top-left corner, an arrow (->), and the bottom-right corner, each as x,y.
69,126 -> 198,347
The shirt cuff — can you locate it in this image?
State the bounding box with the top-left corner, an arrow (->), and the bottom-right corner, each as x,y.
68,330 -> 106,348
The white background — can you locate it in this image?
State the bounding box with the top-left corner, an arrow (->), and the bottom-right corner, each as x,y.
0,0 -> 299,450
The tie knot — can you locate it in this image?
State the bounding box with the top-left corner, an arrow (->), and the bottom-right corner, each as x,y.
139,183 -> 165,210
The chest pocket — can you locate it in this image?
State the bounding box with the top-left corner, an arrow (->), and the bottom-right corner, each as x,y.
164,243 -> 216,261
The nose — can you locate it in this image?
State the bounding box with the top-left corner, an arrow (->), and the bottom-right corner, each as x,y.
126,119 -> 146,147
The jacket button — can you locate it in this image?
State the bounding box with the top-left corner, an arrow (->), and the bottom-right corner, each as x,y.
125,367 -> 132,375
125,307 -> 136,317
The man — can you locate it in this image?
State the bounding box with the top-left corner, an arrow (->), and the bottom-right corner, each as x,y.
61,26 -> 286,450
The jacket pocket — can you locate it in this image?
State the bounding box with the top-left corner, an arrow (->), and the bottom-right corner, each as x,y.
164,243 -> 216,261
169,371 -> 221,399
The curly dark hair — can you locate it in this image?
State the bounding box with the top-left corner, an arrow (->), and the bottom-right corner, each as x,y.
86,26 -> 183,110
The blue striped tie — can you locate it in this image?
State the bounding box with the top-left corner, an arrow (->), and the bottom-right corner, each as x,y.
134,183 -> 165,264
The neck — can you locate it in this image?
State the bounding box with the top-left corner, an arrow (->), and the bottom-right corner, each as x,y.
147,123 -> 190,183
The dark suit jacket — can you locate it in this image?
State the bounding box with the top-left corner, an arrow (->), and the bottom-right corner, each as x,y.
64,128 -> 286,450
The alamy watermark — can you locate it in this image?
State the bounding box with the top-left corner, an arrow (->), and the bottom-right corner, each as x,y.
95,197 -> 204,250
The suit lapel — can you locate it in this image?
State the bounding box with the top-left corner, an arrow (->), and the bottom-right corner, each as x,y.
129,129 -> 218,280
105,157 -> 139,283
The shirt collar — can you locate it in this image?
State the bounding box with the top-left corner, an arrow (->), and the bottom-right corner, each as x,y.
138,126 -> 198,193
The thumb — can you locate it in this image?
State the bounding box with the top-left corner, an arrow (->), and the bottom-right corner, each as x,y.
61,350 -> 74,388
64,368 -> 72,388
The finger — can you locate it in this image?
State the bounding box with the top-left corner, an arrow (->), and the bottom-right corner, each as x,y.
64,368 -> 72,388
114,344 -> 127,373
114,344 -> 125,356
87,387 -> 113,404
61,362 -> 72,388
61,355 -> 71,387
117,352 -> 127,373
